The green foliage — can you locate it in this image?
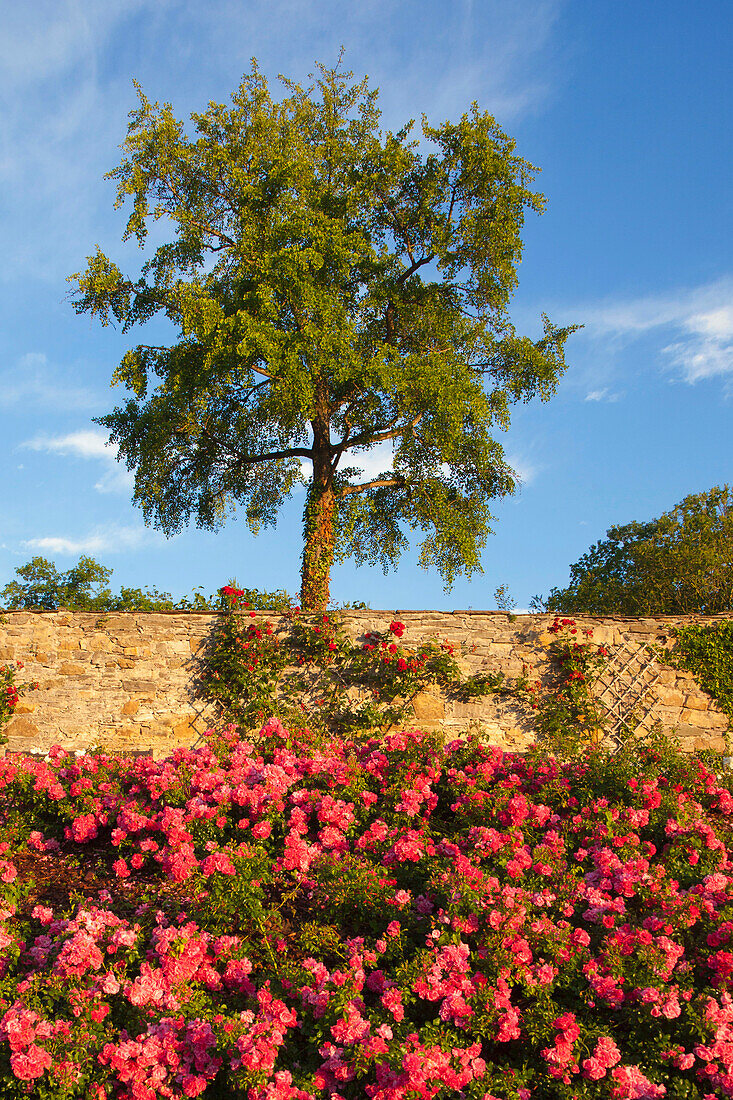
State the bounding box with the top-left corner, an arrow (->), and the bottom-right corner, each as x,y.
545,485 -> 733,615
0,557 -> 290,614
1,556 -> 115,611
666,620 -> 733,731
493,582 -> 517,620
68,58 -> 576,611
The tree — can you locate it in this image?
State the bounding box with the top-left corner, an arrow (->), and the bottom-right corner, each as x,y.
1,556 -> 115,611
0,556 -> 293,612
69,59 -> 576,612
544,485 -> 733,615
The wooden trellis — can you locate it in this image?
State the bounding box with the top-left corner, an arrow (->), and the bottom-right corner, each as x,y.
593,636 -> 664,740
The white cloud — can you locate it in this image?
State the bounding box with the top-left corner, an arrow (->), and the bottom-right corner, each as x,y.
0,353 -> 100,411
22,523 -> 163,556
579,277 -> 733,384
346,441 -> 398,484
584,388 -> 621,403
24,429 -> 111,459
20,429 -> 134,493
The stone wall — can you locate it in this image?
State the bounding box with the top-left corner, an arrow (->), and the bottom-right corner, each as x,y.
0,610 -> 729,758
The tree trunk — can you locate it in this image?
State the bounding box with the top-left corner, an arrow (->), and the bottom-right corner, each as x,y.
300,392 -> 335,613
300,478 -> 336,613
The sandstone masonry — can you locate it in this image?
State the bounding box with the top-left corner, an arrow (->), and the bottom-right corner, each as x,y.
0,610 -> 729,759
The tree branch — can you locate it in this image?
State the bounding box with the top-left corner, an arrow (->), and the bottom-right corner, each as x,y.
395,253 -> 434,285
250,364 -> 273,380
161,171 -> 237,251
340,411 -> 424,453
339,476 -> 406,498
231,445 -> 313,465
197,419 -> 311,467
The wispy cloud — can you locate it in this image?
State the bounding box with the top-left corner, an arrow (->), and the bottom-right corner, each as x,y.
0,0 -> 563,284
506,453 -> 539,487
22,522 -> 163,556
20,428 -> 134,493
579,277 -> 733,384
0,353 -> 100,411
584,388 -> 621,403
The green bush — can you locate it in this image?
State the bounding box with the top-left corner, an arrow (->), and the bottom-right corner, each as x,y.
666,620 -> 733,732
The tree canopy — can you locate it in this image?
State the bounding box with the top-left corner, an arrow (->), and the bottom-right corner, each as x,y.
0,556 -> 181,612
544,485 -> 733,615
69,59 -> 576,611
0,556 -> 292,612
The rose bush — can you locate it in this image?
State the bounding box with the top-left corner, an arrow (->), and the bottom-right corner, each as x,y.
526,619 -> 612,760
1,717 -> 733,1097
0,661 -> 39,746
203,593 -> 488,738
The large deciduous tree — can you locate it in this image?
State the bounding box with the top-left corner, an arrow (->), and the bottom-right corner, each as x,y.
545,485 -> 733,615
69,60 -> 575,612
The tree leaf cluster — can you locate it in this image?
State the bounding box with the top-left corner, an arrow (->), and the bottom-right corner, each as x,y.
544,485 -> 733,616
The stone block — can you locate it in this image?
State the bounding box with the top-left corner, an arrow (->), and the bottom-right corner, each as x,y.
122,700 -> 141,716
695,735 -> 727,753
411,692 -> 445,720
656,689 -> 685,707
4,715 -> 40,739
685,694 -> 710,711
172,716 -> 198,739
35,679 -> 63,691
157,713 -> 184,728
14,702 -> 36,714
117,725 -> 144,740
58,662 -> 87,676
680,708 -> 714,728
117,659 -> 135,669
652,705 -> 685,724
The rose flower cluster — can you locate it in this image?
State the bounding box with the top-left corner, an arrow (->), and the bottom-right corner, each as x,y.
1,718 -> 733,1098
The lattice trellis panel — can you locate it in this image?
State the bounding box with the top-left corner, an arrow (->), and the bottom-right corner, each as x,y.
592,636 -> 664,739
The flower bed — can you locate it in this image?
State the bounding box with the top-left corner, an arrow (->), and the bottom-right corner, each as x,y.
1,720 -> 733,1098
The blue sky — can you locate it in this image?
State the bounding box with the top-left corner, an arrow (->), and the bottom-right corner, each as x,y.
1,0 -> 731,610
